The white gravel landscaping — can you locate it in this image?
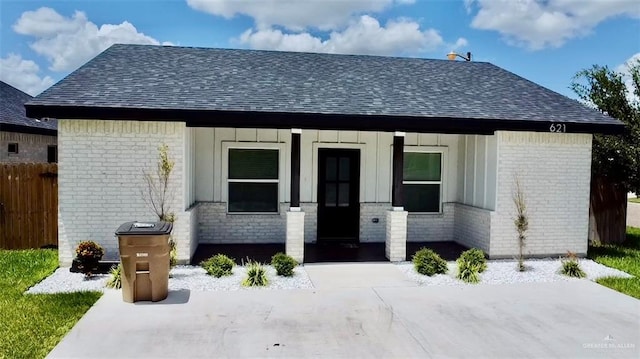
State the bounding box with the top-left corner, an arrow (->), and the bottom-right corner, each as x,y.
26,265 -> 313,294
397,258 -> 633,286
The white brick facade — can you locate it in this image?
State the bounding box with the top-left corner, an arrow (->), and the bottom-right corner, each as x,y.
386,210 -> 408,261
1,131 -> 56,163
57,120 -> 192,265
489,131 -> 592,258
407,203 -> 455,242
58,124 -> 593,264
197,202 -> 287,243
360,203 -> 389,242
453,203 -> 492,253
286,211 -> 305,262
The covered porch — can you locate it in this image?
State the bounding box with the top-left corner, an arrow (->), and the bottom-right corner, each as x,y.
191,241 -> 470,264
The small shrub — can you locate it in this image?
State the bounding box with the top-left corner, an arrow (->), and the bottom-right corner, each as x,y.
105,264 -> 122,289
458,248 -> 487,273
169,238 -> 178,268
75,241 -> 104,278
561,251 -> 586,278
243,261 -> 269,287
412,248 -> 448,276
201,254 -> 235,278
271,252 -> 297,277
457,257 -> 481,284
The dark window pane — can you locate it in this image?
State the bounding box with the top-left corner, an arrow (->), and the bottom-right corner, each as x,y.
229,149 -> 278,179
404,184 -> 440,212
229,182 -> 278,212
326,157 -> 337,181
339,157 -> 350,181
403,153 -> 441,181
47,145 -> 57,163
325,183 -> 337,207
338,183 -> 349,207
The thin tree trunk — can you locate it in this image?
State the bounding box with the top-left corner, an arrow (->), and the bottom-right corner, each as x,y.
589,176 -> 627,244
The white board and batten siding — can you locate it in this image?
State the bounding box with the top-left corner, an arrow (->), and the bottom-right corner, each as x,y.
193,128 -> 461,204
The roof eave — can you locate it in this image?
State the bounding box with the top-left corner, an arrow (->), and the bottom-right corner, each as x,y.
25,104 -> 625,135
0,122 -> 57,136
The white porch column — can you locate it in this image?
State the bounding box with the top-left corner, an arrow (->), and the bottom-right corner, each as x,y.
386,131 -> 407,262
286,128 -> 304,263
286,209 -> 305,263
386,208 -> 408,261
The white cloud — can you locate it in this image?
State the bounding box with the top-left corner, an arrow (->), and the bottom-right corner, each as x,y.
13,7 -> 170,72
451,37 -> 468,50
0,54 -> 55,96
468,0 -> 640,50
239,15 -> 443,56
187,0 -> 414,31
617,52 -> 640,103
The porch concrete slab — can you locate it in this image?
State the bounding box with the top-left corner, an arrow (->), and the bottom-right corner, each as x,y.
304,263 -> 417,289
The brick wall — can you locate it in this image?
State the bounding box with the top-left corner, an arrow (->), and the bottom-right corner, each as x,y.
197,202 -> 287,243
490,131 -> 592,258
360,203 -> 389,242
407,203 -> 455,242
1,131 -> 56,163
57,120 -> 190,265
453,203 -> 491,253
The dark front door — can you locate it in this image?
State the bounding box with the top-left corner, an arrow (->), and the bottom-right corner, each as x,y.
317,149 -> 360,243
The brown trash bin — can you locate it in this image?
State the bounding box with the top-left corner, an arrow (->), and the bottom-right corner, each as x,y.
116,221 -> 173,303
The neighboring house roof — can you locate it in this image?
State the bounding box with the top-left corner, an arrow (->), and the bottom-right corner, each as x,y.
26,44 -> 622,134
1,81 -> 57,135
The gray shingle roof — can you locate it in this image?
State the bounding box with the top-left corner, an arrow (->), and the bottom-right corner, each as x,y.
1,81 -> 56,131
27,44 -> 620,130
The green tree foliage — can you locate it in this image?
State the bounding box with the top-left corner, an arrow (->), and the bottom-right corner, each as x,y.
571,61 -> 640,194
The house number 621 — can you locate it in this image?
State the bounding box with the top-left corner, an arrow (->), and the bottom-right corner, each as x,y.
549,123 -> 566,133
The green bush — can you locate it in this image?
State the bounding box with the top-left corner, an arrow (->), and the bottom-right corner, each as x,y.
561,252 -> 586,278
456,256 -> 481,284
412,248 -> 448,276
243,261 -> 269,287
458,248 -> 487,273
105,264 -> 122,289
201,254 -> 235,278
271,252 -> 297,277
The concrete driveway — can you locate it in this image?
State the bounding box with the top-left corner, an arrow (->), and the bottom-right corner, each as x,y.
48,265 -> 639,358
628,202 -> 640,228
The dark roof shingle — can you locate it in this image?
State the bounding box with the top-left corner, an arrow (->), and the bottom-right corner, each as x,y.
1,81 -> 57,131
26,44 -> 621,132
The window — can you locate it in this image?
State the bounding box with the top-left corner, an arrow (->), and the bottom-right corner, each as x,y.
8,143 -> 18,154
47,145 -> 58,163
228,149 -> 279,212
403,152 -> 442,212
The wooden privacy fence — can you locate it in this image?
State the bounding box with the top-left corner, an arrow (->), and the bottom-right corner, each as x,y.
0,163 -> 58,249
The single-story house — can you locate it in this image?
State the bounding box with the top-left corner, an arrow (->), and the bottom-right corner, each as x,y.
1,81 -> 57,163
25,44 -> 622,266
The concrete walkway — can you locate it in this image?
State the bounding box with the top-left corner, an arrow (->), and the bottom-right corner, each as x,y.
47,264 -> 639,358
628,202 -> 640,228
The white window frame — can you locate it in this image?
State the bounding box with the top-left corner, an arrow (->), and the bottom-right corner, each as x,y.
222,142 -> 286,214
402,147 -> 446,214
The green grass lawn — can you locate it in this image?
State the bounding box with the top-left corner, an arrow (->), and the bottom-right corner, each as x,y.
629,197 -> 640,204
0,250 -> 101,359
588,227 -> 640,299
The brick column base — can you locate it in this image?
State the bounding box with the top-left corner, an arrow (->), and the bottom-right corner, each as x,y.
286,210 -> 305,263
386,210 -> 408,261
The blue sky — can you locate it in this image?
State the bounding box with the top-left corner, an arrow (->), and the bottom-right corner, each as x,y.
1,0 -> 638,98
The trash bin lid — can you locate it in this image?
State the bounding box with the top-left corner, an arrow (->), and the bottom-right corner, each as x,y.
115,221 -> 173,235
